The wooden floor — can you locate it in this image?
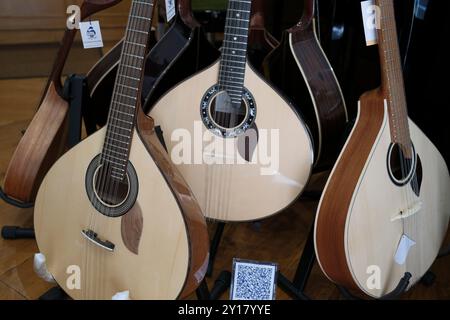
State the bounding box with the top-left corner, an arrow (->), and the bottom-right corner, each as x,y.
1,77 -> 450,300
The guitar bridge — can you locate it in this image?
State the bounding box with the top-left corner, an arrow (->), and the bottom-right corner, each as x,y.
82,229 -> 115,252
391,201 -> 423,222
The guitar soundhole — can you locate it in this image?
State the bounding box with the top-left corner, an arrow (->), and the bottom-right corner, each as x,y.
209,91 -> 247,129
85,155 -> 138,217
387,143 -> 416,186
93,163 -> 129,207
200,85 -> 257,138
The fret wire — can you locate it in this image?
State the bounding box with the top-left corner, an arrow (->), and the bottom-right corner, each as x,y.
123,53 -> 144,59
110,131 -> 131,140
117,83 -> 139,91
103,146 -> 128,157
102,153 -> 128,163
105,141 -> 129,151
379,0 -> 410,144
102,0 -> 154,166
218,0 -> 251,92
223,39 -> 247,46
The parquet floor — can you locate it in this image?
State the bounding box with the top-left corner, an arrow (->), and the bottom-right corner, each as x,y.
1,77 -> 450,300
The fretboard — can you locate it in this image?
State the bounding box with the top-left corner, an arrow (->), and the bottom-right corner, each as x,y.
376,0 -> 411,147
101,0 -> 154,179
218,0 -> 252,106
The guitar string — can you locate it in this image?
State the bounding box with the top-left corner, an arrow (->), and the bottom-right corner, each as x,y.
218,0 -> 236,220
107,0 -> 144,218
106,0 -> 152,298
212,0 -> 233,220
386,1 -> 417,269
109,0 -> 152,298
389,0 -> 420,279
216,0 -> 234,221
86,0 -> 150,298
383,2 -> 410,282
227,0 -> 250,221
92,0 -> 142,298
383,1 -> 417,282
228,0 -> 251,221
215,0 -> 251,220
218,0 -> 241,221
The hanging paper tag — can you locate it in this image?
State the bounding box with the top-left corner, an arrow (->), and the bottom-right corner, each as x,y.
361,0 -> 379,46
165,0 -> 176,23
394,234 -> 416,265
79,21 -> 104,49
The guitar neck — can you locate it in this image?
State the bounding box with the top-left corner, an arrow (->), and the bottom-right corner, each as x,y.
101,0 -> 154,172
376,0 -> 411,146
218,0 -> 252,104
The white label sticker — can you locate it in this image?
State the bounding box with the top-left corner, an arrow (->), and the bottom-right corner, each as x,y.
361,0 -> 380,46
79,21 -> 104,49
165,0 -> 176,23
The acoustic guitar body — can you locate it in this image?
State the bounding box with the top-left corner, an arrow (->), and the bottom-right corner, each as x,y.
149,61 -> 313,222
314,90 -> 450,297
34,120 -> 209,299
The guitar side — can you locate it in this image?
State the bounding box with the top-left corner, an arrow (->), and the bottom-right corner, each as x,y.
264,20 -> 348,169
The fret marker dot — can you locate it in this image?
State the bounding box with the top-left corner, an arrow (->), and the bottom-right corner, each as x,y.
232,50 -> 236,54
233,37 -> 237,40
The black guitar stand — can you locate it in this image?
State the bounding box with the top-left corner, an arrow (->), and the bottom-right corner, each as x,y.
276,191 -> 322,301
196,270 -> 232,300
277,224 -> 315,300
202,191 -> 322,301
337,273 -> 412,300
206,222 -> 226,277
1,74 -> 91,241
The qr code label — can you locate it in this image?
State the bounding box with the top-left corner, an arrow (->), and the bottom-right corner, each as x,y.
230,259 -> 277,300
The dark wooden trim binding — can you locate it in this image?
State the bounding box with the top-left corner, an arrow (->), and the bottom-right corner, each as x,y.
135,107 -> 209,299
315,89 -> 386,291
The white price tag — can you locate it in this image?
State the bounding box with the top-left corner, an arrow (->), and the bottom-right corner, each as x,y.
361,0 -> 379,46
79,21 -> 104,49
165,0 -> 176,23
